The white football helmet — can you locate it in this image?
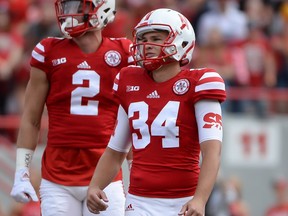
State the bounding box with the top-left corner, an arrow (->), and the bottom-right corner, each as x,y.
55,0 -> 116,38
131,8 -> 196,71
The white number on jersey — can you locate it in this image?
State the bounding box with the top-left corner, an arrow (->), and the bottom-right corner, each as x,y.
129,101 -> 180,149
70,70 -> 100,115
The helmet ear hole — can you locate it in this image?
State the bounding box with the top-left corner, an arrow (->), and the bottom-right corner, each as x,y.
182,41 -> 188,48
103,8 -> 110,13
103,18 -> 108,25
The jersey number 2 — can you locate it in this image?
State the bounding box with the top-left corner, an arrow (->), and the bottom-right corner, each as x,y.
70,70 -> 100,115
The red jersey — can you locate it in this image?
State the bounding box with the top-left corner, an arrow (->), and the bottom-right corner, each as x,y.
266,204 -> 288,216
114,66 -> 226,198
30,37 -> 132,185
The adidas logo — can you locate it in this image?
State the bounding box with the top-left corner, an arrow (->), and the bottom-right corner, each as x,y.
77,61 -> 91,69
147,90 -> 160,98
125,204 -> 134,211
21,171 -> 30,180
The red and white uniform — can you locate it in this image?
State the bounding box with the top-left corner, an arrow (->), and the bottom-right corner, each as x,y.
112,66 -> 226,198
30,37 -> 132,186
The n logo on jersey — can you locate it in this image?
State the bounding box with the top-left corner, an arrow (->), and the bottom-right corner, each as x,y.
173,79 -> 190,95
104,50 -> 121,67
203,113 -> 222,130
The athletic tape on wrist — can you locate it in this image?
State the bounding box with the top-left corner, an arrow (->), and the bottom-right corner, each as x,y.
16,148 -> 34,170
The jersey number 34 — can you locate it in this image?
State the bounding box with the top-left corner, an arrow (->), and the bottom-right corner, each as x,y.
129,101 -> 180,149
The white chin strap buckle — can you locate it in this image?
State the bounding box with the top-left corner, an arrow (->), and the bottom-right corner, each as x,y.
61,17 -> 79,38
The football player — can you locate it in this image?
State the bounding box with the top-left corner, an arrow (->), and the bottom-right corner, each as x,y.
87,8 -> 226,216
10,0 -> 133,215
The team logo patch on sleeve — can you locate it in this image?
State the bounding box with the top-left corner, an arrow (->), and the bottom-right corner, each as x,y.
203,113 -> 222,129
173,79 -> 190,95
104,50 -> 121,67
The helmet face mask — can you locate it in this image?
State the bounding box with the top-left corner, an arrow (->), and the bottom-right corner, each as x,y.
131,30 -> 177,71
131,8 -> 196,71
55,0 -> 116,38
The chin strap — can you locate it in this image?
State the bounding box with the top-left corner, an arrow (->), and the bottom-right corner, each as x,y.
143,57 -> 175,72
61,17 -> 79,39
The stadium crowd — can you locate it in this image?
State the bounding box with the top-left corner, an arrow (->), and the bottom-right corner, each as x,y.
0,0 -> 288,215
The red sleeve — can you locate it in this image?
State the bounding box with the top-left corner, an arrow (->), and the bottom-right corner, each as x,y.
192,68 -> 226,103
30,38 -> 53,73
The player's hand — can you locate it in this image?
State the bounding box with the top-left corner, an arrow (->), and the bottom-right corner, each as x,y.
178,197 -> 205,216
10,168 -> 39,203
87,185 -> 109,214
